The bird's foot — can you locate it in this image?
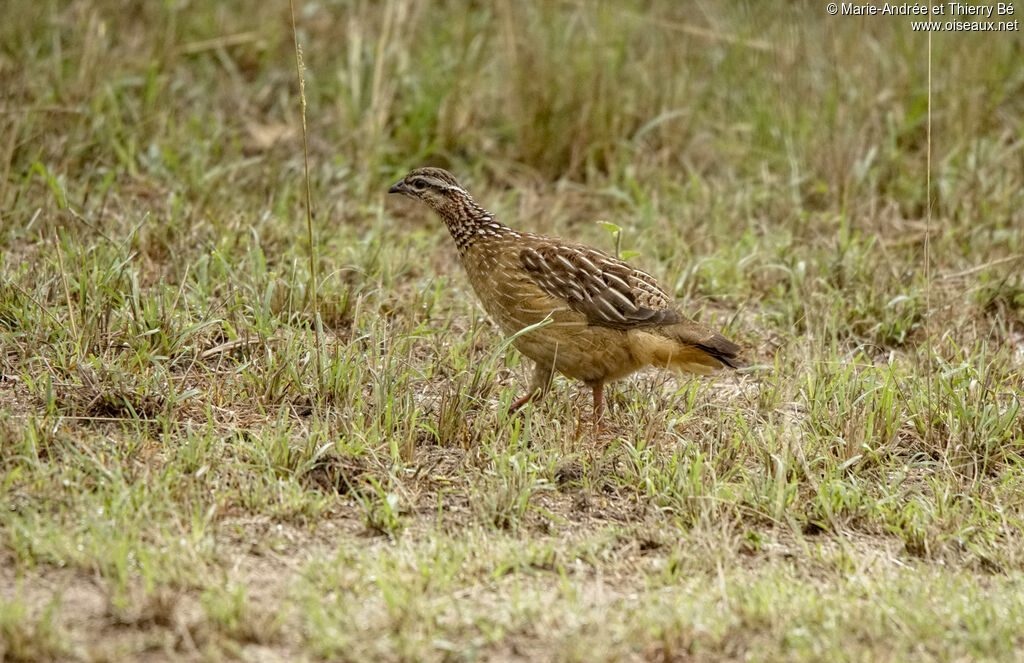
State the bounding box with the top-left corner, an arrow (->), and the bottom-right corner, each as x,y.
570,410 -> 612,439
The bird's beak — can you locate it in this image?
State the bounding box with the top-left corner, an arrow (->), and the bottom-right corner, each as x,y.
388,180 -> 405,194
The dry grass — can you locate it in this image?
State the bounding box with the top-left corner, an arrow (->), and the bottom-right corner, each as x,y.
1,0 -> 1023,661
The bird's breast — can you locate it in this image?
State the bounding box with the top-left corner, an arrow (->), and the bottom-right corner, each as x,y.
462,244 -> 568,330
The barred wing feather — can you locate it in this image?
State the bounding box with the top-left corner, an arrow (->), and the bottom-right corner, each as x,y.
519,243 -> 681,330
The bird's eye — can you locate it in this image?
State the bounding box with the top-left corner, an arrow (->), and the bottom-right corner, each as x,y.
412,179 -> 428,191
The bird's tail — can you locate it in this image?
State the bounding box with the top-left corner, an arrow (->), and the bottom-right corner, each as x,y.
632,320 -> 743,375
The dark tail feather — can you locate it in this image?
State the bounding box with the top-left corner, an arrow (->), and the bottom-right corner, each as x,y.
696,334 -> 744,369
656,320 -> 744,373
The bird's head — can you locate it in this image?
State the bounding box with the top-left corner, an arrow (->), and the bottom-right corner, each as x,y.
388,167 -> 472,217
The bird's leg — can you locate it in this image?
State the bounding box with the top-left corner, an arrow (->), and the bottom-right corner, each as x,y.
508,392 -> 536,413
508,362 -> 554,413
591,381 -> 604,431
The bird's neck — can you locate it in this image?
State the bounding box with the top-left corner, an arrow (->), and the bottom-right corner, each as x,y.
438,194 -> 515,254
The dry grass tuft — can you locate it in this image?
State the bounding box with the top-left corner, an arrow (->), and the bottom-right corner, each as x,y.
1,1 -> 1022,660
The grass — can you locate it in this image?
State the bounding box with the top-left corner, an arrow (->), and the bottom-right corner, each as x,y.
2,0 -> 1023,660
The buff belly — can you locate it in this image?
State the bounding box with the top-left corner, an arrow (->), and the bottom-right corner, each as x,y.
463,248 -> 679,384
509,318 -> 640,384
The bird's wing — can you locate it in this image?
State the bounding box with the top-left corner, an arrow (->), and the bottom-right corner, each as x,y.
519,241 -> 681,330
